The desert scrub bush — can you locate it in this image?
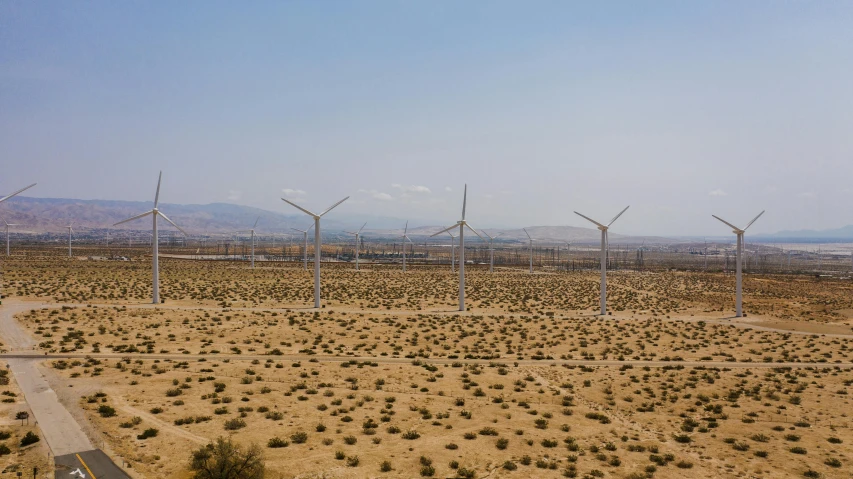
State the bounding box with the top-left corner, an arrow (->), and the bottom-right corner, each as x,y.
380,461 -> 392,472
20,432 -> 40,446
789,447 -> 807,455
137,428 -> 158,440
223,418 -> 246,431
290,431 -> 308,444
267,437 -> 288,448
97,405 -> 116,418
496,438 -> 509,450
343,435 -> 357,445
824,458 -> 841,468
346,456 -> 359,467
166,388 -> 182,397
402,430 -> 421,440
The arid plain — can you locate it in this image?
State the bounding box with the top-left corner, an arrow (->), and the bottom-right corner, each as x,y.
2,250 -> 853,479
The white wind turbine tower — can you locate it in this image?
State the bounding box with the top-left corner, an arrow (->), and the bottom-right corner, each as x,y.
344,222 -> 367,271
400,221 -> 414,272
447,231 -> 457,272
241,216 -> 260,269
712,210 -> 764,318
65,222 -> 74,257
290,224 -> 313,270
574,206 -> 630,316
281,196 -> 349,308
481,230 -> 503,273
113,172 -> 187,304
3,220 -> 24,257
523,228 -> 535,273
431,185 -> 484,312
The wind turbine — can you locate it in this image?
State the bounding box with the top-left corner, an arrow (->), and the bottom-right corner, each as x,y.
0,183 -> 36,205
65,222 -> 74,257
447,231 -> 457,272
400,221 -> 413,272
3,220 -> 23,257
712,210 -> 764,318
241,216 -> 260,269
522,228 -> 535,273
574,206 -> 630,316
281,195 -> 349,308
481,230 -> 503,273
431,185 -> 484,311
113,172 -> 187,304
290,224 -> 313,270
344,222 -> 367,270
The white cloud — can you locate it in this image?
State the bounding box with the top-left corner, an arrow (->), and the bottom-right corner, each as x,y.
444,186 -> 452,192
281,188 -> 307,199
392,184 -> 431,194
709,189 -> 727,197
358,189 -> 393,201
226,190 -> 242,201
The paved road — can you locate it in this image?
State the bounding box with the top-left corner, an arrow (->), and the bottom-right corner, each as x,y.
55,450 -> 129,479
0,302 -> 95,456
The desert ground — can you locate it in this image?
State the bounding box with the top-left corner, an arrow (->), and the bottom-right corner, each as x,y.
1,249 -> 852,478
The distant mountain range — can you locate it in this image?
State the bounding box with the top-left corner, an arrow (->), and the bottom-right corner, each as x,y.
757,225 -> 853,240
0,196 -> 675,244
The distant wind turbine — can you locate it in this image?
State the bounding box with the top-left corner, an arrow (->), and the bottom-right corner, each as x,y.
400,221 -> 413,272
290,224 -> 313,270
240,216 -> 260,269
712,210 -> 764,318
65,222 -> 74,257
523,228 -> 535,273
281,195 -> 349,308
574,206 -> 630,316
3,220 -> 23,257
344,222 -> 367,271
113,172 -> 187,304
481,230 -> 503,273
447,231 -> 457,272
431,185 -> 484,311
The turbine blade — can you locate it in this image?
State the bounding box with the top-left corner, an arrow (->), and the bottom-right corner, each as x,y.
574,211 -> 606,229
404,235 -> 414,244
113,210 -> 155,226
711,215 -> 742,233
462,184 -> 467,220
290,228 -> 305,233
607,205 -> 630,227
743,210 -> 765,231
523,228 -> 531,239
0,183 -> 36,204
318,196 -> 349,217
464,223 -> 486,241
281,198 -> 318,217
158,212 -> 188,236
430,224 -> 457,237
404,220 -> 408,235
358,222 -> 367,233
154,171 -> 162,208
253,216 -> 260,229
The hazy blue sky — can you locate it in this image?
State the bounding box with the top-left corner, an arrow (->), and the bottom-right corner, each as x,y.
2,1 -> 852,236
